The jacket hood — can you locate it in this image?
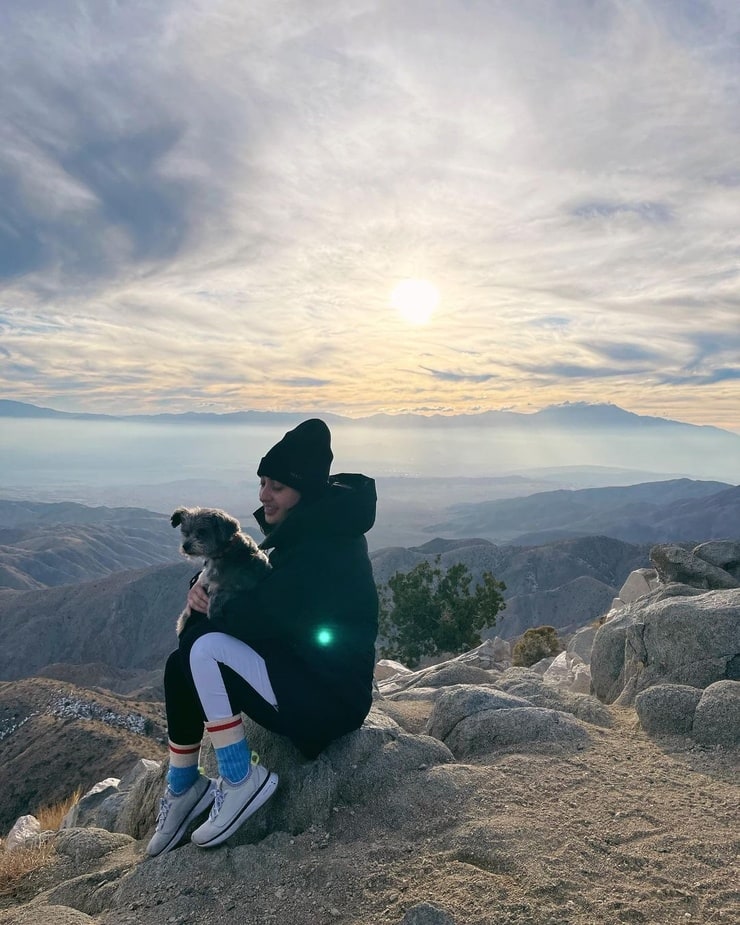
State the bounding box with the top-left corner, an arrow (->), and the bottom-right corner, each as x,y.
254,472 -> 377,550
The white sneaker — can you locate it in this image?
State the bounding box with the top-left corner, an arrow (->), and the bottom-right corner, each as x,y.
191,756 -> 278,848
146,775 -> 216,857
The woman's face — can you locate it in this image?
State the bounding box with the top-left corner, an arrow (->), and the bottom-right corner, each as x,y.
259,477 -> 302,526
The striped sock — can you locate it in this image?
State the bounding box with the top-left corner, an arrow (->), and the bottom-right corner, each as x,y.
206,715 -> 251,785
166,740 -> 201,795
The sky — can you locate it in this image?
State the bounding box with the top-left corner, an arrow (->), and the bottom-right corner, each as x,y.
1,0 -> 740,431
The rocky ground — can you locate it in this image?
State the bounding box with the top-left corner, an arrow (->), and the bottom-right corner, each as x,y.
1,700 -> 737,925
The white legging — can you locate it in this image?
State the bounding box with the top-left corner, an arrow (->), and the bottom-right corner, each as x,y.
189,632 -> 278,721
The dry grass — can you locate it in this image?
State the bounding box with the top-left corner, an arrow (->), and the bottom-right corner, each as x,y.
0,842 -> 56,897
0,788 -> 81,898
35,786 -> 82,831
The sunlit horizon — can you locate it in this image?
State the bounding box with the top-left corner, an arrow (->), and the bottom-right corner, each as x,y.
1,2 -> 739,435
3,395 -> 740,437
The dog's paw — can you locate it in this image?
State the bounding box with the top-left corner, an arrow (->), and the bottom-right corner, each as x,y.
176,608 -> 190,636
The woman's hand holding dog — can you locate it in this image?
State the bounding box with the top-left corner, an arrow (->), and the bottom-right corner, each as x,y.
188,582 -> 210,614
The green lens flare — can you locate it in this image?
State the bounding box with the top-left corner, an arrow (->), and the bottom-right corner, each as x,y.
316,627 -> 333,646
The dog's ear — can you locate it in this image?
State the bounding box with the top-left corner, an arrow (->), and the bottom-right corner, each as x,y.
214,510 -> 240,545
171,508 -> 187,528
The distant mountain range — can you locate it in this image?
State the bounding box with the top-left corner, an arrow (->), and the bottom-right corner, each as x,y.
0,399 -> 346,425
0,502 -> 179,590
2,398 -> 738,440
0,561 -> 194,680
426,479 -> 740,545
4,399 -> 739,487
1,480 -> 736,592
0,475 -> 738,702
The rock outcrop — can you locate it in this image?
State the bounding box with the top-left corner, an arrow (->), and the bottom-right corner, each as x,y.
650,544 -> 740,590
691,540 -> 740,580
199,707 -> 456,844
12,651 -> 608,853
541,650 -> 591,694
61,761 -> 160,833
5,815 -> 42,853
426,687 -> 589,759
591,586 -> 740,705
591,542 -> 740,708
566,623 -> 599,664
634,684 -> 703,736
634,680 -> 740,746
692,679 -> 740,747
607,566 -> 661,613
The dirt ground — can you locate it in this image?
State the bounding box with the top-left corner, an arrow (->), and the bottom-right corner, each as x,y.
2,702 -> 738,925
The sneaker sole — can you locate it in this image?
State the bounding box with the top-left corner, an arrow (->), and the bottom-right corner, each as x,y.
148,783 -> 215,857
192,771 -> 278,848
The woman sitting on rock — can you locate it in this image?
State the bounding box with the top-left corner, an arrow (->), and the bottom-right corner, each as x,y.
147,419 -> 379,856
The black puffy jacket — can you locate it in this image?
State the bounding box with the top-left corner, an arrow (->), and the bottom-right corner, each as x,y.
209,473 -> 379,755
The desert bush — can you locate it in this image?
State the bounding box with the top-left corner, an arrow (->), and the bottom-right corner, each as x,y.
512,625 -> 563,667
378,557 -> 506,668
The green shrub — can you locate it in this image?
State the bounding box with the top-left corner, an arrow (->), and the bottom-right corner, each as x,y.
377,557 -> 506,668
512,625 -> 563,667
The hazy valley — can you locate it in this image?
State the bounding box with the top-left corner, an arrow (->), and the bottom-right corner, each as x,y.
1,456 -> 738,697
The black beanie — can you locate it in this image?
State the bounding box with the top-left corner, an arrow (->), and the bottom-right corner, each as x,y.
257,419 -> 333,498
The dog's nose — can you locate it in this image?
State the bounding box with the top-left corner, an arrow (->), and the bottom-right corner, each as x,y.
182,541 -> 193,554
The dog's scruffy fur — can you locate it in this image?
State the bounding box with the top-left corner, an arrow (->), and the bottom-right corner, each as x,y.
172,506 -> 271,636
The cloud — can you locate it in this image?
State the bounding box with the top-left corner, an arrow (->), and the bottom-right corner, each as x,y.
537,316 -> 572,330
570,200 -> 674,223
0,0 -> 738,431
419,366 -> 496,383
657,367 -> 740,386
589,342 -> 663,363
275,377 -> 332,388
687,330 -> 740,363
0,125 -> 190,281
516,363 -> 631,381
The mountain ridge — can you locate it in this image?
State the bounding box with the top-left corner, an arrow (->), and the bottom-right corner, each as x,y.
1,478 -> 736,594
427,479 -> 739,544
371,533 -> 651,638
3,398 -> 739,440
0,534 -> 649,683
0,503 -> 178,590
0,399 -> 346,426
0,677 -> 166,831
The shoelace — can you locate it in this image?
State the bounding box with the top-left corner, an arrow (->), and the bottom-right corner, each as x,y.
209,785 -> 225,819
156,795 -> 172,830
208,752 -> 261,820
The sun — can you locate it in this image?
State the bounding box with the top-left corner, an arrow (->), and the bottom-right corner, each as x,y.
390,278 -> 440,325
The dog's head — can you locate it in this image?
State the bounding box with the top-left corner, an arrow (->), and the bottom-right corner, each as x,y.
171,507 -> 241,559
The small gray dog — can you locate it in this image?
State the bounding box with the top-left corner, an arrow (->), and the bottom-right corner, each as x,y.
172,506 -> 271,635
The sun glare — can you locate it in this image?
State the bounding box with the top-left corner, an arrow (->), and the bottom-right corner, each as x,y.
390,278 -> 440,325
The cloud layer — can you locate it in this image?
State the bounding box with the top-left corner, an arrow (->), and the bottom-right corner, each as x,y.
1,0 -> 739,430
